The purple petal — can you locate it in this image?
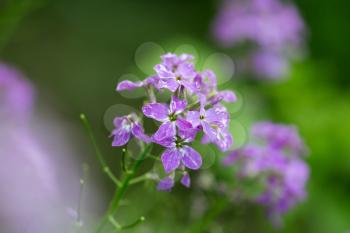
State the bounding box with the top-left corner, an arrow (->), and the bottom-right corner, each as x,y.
152,121 -> 176,143
205,106 -> 229,128
113,116 -> 126,128
170,96 -> 187,114
142,103 -> 169,121
181,173 -> 191,188
153,136 -> 175,148
112,129 -> 131,147
158,78 -> 179,92
161,53 -> 179,68
180,79 -> 196,93
211,90 -> 237,105
214,128 -> 233,152
201,70 -> 217,89
131,123 -> 150,143
157,176 -> 175,191
178,53 -> 194,62
154,64 -> 174,79
200,134 -> 211,144
186,111 -> 201,128
176,117 -> 193,129
176,63 -> 196,79
182,146 -> 202,170
161,148 -> 182,173
177,118 -> 198,142
144,75 -> 161,89
202,121 -> 218,141
220,90 -> 237,102
222,151 -> 239,166
116,80 -> 143,91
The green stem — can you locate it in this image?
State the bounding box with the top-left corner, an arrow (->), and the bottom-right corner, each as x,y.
93,144 -> 152,233
129,173 -> 155,185
80,114 -> 121,187
120,216 -> 145,230
186,197 -> 229,233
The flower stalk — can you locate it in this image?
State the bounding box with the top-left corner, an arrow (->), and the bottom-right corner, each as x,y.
80,114 -> 122,187
93,144 -> 152,233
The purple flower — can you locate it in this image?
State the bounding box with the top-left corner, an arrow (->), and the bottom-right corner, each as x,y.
142,96 -> 193,142
251,50 -> 289,79
0,62 -> 35,118
192,70 -> 217,95
111,113 -> 150,147
193,70 -> 237,104
156,133 -> 202,174
111,52 -> 236,191
116,76 -> 160,91
223,122 -> 309,225
251,121 -> 305,155
157,172 -> 191,192
154,53 -> 197,92
181,172 -> 191,188
212,0 -> 305,79
258,157 -> 309,219
187,99 -> 232,151
213,0 -> 304,50
157,176 -> 175,191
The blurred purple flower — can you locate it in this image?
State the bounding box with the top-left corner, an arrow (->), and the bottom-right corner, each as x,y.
223,122 -> 309,226
0,62 -> 35,118
251,121 -> 306,155
251,50 -> 289,79
213,0 -> 304,49
212,0 -> 305,79
1,62 -> 97,233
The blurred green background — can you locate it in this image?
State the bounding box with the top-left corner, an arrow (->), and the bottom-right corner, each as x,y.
1,0 -> 350,232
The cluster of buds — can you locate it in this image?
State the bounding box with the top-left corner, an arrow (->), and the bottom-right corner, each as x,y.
112,53 -> 236,190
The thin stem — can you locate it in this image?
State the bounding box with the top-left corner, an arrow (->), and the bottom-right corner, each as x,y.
129,173 -> 156,185
108,215 -> 145,231
186,101 -> 199,110
121,216 -> 145,230
77,163 -> 89,224
148,154 -> 161,161
121,148 -> 127,172
108,215 -> 121,230
80,114 -> 121,187
145,86 -> 156,103
93,144 -> 152,233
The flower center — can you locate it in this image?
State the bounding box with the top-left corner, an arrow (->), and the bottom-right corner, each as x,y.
168,113 -> 177,122
175,136 -> 185,148
199,115 -> 205,120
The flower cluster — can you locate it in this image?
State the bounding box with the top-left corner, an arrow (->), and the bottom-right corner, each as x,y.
223,122 -> 309,226
212,0 -> 305,79
112,53 -> 236,190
